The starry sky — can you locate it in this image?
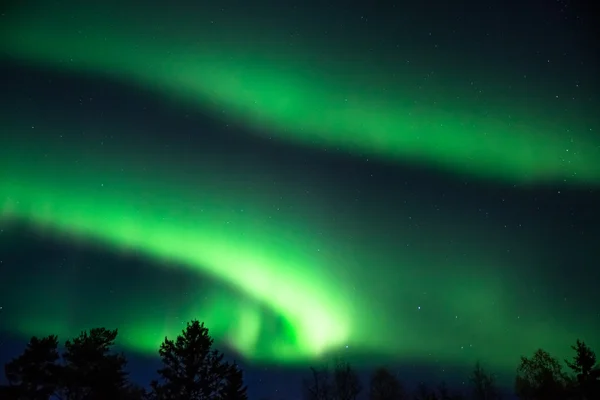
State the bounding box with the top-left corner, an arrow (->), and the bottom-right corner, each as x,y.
0,0 -> 598,398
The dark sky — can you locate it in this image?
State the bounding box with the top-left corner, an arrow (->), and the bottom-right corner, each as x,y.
0,0 -> 598,399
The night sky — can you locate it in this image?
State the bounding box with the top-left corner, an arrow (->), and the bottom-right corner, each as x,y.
0,0 -> 598,399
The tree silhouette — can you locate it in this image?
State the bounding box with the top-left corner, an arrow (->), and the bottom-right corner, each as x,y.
1,328 -> 139,400
3,335 -> 60,399
332,360 -> 362,400
368,366 -> 406,400
469,361 -> 501,400
221,362 -> 248,400
565,339 -> 600,400
122,383 -> 148,400
4,320 -> 599,400
60,327 -> 131,400
303,366 -> 333,400
304,361 -> 361,400
515,348 -> 567,400
150,319 -> 239,400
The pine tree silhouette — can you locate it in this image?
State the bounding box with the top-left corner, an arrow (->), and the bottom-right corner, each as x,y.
150,320 -> 239,400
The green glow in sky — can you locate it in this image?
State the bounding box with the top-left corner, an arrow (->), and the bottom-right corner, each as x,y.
0,135 -> 352,362
2,0 -> 599,184
1,123 -> 595,373
1,0 -> 598,379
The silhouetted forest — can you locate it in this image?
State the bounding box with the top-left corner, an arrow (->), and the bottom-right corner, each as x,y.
1,320 -> 598,400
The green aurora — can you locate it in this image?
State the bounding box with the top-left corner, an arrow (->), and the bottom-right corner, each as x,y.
1,0 -> 599,379
1,118 -> 597,373
1,0 -> 599,185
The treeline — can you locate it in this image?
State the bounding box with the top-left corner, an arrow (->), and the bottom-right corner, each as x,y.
0,320 -> 598,400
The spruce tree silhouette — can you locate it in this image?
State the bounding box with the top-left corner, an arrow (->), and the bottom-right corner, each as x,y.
515,348 -> 568,400
2,335 -> 60,399
60,327 -> 131,400
221,362 -> 248,400
565,339 -> 600,400
1,328 -> 140,400
150,319 -> 242,400
469,361 -> 501,400
368,366 -> 406,400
